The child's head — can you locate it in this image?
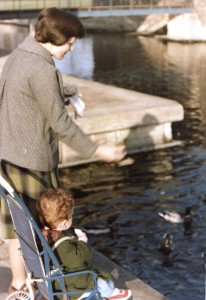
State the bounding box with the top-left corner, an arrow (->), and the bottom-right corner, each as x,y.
37,188 -> 74,230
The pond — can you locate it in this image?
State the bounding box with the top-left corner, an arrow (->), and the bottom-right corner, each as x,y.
56,33 -> 206,300
1,24 -> 206,299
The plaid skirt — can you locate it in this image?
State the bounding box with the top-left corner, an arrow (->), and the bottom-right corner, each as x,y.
0,160 -> 59,239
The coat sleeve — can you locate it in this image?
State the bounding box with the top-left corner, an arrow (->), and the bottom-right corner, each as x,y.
28,62 -> 97,158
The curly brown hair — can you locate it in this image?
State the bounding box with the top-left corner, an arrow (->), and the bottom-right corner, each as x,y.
37,188 -> 74,229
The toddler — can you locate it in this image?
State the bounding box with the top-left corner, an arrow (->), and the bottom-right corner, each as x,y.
37,188 -> 132,300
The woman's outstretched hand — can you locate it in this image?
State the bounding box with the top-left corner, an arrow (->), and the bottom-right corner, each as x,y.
93,144 -> 126,163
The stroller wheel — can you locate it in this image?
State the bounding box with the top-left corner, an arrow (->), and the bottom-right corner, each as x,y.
5,291 -> 30,300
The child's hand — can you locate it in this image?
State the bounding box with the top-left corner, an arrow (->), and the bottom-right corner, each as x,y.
74,228 -> 88,243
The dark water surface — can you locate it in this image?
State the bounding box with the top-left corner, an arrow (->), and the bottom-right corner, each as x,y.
56,34 -> 206,300
1,25 -> 206,299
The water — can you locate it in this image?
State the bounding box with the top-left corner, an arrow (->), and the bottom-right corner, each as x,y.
1,25 -> 206,299
56,34 -> 206,299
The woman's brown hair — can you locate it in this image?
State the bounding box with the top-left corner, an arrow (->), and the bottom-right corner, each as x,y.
37,188 -> 74,229
34,7 -> 85,45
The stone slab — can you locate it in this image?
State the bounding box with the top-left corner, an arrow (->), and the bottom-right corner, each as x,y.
156,13 -> 206,42
63,75 -> 183,133
90,250 -> 167,300
60,75 -> 184,164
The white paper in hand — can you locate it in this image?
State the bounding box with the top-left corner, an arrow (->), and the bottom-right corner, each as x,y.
74,228 -> 83,236
69,92 -> 85,118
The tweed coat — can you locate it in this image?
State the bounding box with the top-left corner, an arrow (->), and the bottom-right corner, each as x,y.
0,36 -> 97,172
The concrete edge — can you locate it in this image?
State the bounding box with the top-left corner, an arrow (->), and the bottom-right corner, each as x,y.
58,140 -> 184,168
90,250 -> 167,300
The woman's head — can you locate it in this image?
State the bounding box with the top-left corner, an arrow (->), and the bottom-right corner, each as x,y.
34,7 -> 85,46
37,188 -> 74,230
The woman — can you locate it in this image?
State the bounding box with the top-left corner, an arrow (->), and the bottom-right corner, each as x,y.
0,7 -> 126,293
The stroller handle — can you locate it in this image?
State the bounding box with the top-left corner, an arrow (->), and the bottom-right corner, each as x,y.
0,174 -> 14,196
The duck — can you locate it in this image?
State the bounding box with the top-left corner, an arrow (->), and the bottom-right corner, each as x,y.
158,203 -> 199,225
81,224 -> 111,235
158,211 -> 183,223
158,233 -> 175,255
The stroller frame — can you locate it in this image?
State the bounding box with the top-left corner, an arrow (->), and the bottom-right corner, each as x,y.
0,174 -> 102,300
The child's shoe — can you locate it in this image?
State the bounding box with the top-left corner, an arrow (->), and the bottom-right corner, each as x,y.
104,288 -> 132,300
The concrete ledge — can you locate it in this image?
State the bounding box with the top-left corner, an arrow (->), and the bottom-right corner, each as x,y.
167,13 -> 206,41
90,249 -> 167,300
156,13 -> 206,42
60,75 -> 184,165
0,239 -> 167,300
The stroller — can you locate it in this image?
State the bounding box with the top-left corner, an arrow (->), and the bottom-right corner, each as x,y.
0,174 -> 102,300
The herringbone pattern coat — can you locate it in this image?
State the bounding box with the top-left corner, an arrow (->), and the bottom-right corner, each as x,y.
0,36 -> 97,172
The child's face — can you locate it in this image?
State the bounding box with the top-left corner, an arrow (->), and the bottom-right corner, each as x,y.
56,216 -> 73,231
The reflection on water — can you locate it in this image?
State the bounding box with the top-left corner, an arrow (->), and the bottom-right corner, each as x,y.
53,37 -> 94,79
59,146 -> 206,300
1,25 -> 206,299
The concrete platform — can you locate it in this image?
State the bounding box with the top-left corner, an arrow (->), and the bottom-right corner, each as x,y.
155,13 -> 206,42
60,75 -> 184,166
0,238 -> 167,300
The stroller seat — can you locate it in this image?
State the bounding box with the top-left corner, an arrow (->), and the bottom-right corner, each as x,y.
0,174 -> 102,300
